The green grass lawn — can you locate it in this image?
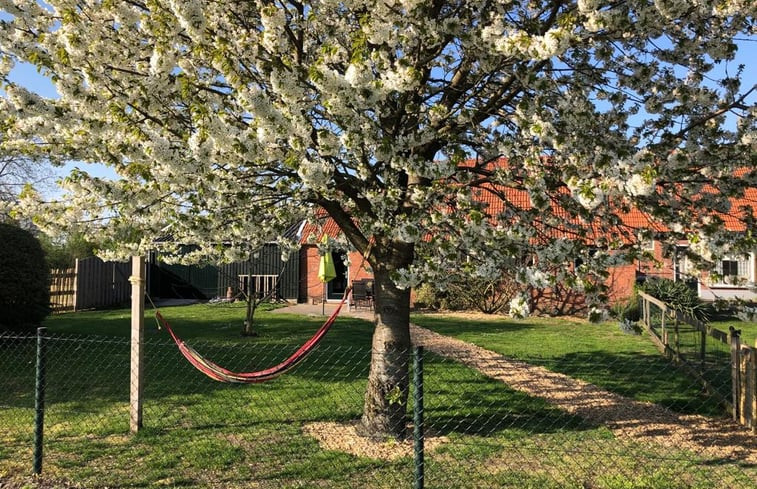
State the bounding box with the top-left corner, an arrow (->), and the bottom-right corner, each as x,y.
411,313 -> 730,416
710,319 -> 757,346
0,304 -> 753,488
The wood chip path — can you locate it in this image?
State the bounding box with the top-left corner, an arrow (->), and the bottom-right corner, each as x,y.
410,323 -> 757,465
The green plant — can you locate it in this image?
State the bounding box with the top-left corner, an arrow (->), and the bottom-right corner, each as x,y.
441,274 -> 520,314
413,282 -> 441,310
611,294 -> 641,323
0,223 -> 50,332
39,232 -> 95,269
638,278 -> 709,322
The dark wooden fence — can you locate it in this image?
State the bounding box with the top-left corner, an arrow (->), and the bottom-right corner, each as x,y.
49,257 -> 131,313
639,291 -> 756,432
218,244 -> 300,300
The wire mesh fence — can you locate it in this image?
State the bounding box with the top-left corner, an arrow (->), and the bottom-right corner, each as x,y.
639,291 -> 751,416
1,329 -> 756,488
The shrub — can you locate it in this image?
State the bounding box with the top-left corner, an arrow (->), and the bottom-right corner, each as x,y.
444,274 -> 520,314
638,277 -> 709,322
39,231 -> 96,269
413,283 -> 441,310
611,295 -> 641,322
414,274 -> 521,314
0,223 -> 50,332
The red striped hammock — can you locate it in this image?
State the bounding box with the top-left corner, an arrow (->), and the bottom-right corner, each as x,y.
156,287 -> 352,383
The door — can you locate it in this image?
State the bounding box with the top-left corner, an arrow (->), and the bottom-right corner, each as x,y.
327,251 -> 348,300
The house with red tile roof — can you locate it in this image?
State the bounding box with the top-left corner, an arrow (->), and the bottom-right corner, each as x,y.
296,176 -> 756,310
292,159 -> 757,312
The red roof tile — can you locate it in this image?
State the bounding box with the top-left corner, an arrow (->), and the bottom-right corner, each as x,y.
300,159 -> 755,244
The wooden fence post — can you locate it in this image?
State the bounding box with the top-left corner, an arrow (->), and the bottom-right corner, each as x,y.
661,305 -> 668,350
130,256 -> 146,433
740,348 -> 751,427
674,316 -> 680,357
73,258 -> 80,311
730,327 -> 741,422
753,340 -> 757,434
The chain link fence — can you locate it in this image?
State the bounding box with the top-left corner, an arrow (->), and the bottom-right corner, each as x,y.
1,330 -> 756,488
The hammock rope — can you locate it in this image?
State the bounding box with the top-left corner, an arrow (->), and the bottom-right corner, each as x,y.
154,287 -> 351,383
154,238 -> 373,384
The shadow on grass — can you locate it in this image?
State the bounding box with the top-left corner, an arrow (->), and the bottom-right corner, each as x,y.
1,307 -> 377,409
422,354 -> 595,438
528,351 -> 726,417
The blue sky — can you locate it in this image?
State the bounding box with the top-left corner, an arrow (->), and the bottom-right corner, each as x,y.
4,33 -> 756,195
6,61 -> 122,183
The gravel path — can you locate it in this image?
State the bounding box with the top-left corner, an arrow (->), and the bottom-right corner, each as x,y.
410,323 -> 757,465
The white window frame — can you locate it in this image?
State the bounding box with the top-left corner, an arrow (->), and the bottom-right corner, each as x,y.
711,253 -> 754,288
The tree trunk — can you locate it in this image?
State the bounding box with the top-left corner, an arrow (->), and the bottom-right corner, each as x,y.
242,294 -> 258,336
360,264 -> 412,439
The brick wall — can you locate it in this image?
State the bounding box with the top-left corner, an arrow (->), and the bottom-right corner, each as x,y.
299,245 -> 374,303
300,241 -> 678,311
532,241 -> 676,313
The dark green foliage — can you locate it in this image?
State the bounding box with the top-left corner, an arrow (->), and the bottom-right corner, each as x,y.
638,278 -> 709,322
612,295 -> 643,335
611,294 -> 642,322
623,301 -> 641,322
39,232 -> 95,269
0,223 -> 50,331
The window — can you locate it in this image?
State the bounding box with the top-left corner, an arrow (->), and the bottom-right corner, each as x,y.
713,255 -> 751,286
721,260 -> 739,278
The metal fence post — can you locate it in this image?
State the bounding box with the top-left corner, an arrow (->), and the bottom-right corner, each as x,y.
413,346 -> 424,489
33,327 -> 47,475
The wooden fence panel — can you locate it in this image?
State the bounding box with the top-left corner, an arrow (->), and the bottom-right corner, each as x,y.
49,258 -> 131,313
75,257 -> 131,310
49,267 -> 77,313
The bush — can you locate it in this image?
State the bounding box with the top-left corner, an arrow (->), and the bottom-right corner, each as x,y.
612,296 -> 641,322
39,231 -> 95,269
413,283 -> 441,310
414,274 -> 520,314
0,223 -> 50,332
638,277 -> 709,322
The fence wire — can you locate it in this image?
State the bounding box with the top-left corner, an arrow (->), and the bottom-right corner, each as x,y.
643,299 -> 742,407
1,331 -> 756,489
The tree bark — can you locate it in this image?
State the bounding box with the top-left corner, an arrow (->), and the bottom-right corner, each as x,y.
360,262 -> 413,439
242,293 -> 258,336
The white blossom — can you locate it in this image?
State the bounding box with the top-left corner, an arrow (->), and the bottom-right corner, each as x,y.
169,0 -> 206,40
509,295 -> 530,319
625,173 -> 656,197
0,0 -> 751,314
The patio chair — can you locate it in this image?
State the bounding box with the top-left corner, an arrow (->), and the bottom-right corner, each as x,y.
351,279 -> 374,310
